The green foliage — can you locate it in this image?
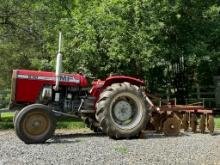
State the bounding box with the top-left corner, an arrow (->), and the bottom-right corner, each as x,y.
0,0 -> 220,102
0,90 -> 10,108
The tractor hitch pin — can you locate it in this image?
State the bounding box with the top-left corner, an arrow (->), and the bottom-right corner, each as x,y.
78,99 -> 85,112
145,96 -> 154,110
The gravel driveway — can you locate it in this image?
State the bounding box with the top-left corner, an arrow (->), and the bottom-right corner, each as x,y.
0,129 -> 220,165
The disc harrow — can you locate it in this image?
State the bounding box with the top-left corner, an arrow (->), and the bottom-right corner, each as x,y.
145,94 -> 215,136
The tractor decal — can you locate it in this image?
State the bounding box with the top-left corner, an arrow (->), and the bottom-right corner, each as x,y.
59,75 -> 80,83
17,74 -> 80,83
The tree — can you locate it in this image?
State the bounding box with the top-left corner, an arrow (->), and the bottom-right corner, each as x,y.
0,0 -> 220,104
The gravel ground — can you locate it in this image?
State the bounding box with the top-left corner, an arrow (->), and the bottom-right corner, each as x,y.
0,129 -> 220,165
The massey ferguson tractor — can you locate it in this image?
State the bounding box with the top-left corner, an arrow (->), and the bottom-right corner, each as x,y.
3,32 -> 215,144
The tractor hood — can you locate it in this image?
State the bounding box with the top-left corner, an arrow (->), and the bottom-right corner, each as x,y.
10,69 -> 88,106
15,69 -> 88,87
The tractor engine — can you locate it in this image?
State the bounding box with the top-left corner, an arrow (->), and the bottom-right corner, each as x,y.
40,85 -> 90,113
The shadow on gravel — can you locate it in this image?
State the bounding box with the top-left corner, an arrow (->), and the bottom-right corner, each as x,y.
47,131 -> 193,144
53,132 -> 105,138
46,130 -> 220,144
207,132 -> 220,136
140,132 -> 190,139
46,132 -> 106,144
46,139 -> 79,144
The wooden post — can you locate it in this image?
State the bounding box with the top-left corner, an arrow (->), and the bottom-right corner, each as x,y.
196,84 -> 200,100
159,98 -> 161,107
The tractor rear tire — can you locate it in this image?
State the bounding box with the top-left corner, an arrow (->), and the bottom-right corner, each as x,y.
15,104 -> 56,144
96,82 -> 149,139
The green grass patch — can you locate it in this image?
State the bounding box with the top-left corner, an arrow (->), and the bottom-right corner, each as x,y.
214,117 -> 220,129
0,112 -> 86,130
1,112 -> 14,118
0,112 -> 14,129
56,121 -> 85,129
0,122 -> 14,129
114,146 -> 128,154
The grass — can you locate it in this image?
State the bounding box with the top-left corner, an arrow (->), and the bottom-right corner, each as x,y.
56,120 -> 85,129
0,112 -> 86,130
214,117 -> 220,129
114,146 -> 128,154
0,112 -> 14,129
1,112 -> 14,118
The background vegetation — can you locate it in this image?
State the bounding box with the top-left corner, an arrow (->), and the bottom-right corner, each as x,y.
0,0 -> 220,103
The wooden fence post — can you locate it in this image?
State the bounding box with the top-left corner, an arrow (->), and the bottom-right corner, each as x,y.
196,84 -> 200,99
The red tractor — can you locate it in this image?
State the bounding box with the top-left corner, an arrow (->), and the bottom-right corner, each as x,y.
11,32 -> 152,143
11,69 -> 151,143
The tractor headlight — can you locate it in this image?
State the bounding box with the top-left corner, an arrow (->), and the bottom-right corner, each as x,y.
41,86 -> 52,101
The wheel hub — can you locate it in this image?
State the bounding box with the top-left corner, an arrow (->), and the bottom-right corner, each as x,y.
113,100 -> 133,122
24,113 -> 49,136
33,120 -> 41,127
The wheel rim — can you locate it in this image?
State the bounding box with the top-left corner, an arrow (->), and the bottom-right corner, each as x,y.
113,100 -> 133,121
22,110 -> 50,139
110,92 -> 143,130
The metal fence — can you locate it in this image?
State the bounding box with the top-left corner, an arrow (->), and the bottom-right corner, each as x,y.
186,85 -> 216,108
185,98 -> 215,108
189,85 -> 215,99
150,85 -> 216,108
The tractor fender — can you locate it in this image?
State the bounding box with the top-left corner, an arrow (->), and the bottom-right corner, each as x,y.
90,75 -> 144,100
103,75 -> 144,88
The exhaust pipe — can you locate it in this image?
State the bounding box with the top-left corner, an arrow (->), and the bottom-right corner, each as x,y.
54,32 -> 62,91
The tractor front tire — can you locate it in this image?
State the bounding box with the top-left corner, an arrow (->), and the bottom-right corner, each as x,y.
15,104 -> 56,144
96,82 -> 149,139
